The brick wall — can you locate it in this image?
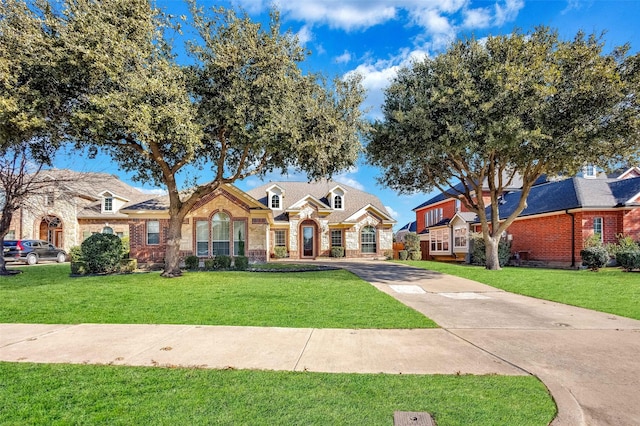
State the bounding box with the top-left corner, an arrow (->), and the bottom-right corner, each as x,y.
508,214 -> 574,263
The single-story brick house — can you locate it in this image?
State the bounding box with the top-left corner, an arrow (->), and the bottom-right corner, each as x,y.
121,180 -> 395,264
246,181 -> 395,259
413,167 -> 640,267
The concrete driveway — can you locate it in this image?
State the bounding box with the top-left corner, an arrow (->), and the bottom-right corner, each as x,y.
330,260 -> 640,426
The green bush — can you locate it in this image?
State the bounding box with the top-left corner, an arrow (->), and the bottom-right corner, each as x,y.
184,255 -> 200,270
398,250 -> 408,260
470,233 -> 511,267
274,246 -> 287,259
605,234 -> 639,258
616,250 -> 640,272
384,250 -> 393,260
70,261 -> 87,275
330,246 -> 345,258
213,255 -> 232,270
68,246 -> 83,262
234,256 -> 249,271
404,232 -> 420,253
80,233 -> 124,274
580,246 -> 609,271
120,259 -> 137,273
203,258 -> 215,271
409,251 -> 422,261
120,236 -> 130,258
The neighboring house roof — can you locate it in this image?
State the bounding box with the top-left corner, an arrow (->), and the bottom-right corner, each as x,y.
246,180 -> 395,224
41,169 -> 151,219
397,221 -> 417,233
490,176 -> 640,220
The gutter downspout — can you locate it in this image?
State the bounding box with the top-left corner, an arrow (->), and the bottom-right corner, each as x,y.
566,209 -> 576,268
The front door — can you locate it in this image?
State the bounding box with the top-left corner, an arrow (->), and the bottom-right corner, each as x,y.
302,225 -> 314,258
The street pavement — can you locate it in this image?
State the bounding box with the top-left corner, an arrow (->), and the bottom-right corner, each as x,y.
2,260 -> 639,425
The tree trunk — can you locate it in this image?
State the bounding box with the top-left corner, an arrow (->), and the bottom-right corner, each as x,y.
161,215 -> 185,278
484,236 -> 501,270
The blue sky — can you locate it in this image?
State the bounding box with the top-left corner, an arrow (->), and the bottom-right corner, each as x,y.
56,0 -> 640,229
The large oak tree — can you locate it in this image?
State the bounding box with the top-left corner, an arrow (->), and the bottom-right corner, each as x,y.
367,28 -> 640,270
61,0 -> 366,277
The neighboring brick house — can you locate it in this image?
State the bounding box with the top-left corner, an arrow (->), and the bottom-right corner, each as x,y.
413,168 -> 640,267
6,169 -> 149,251
246,181 -> 395,259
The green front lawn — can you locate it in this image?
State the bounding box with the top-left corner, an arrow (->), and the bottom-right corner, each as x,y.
397,261 -> 640,320
1,362 -> 556,426
0,264 -> 434,328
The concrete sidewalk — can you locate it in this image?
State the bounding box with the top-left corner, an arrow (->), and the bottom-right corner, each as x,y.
0,323 -> 524,375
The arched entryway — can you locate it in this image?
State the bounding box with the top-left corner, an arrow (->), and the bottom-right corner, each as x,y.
39,215 -> 63,247
299,220 -> 318,259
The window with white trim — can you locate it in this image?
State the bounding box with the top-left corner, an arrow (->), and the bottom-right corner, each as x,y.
425,208 -> 443,227
331,229 -> 342,247
593,217 -> 603,242
212,212 -> 230,256
104,196 -> 113,212
102,226 -> 113,234
271,194 -> 280,209
233,220 -> 245,256
361,226 -> 376,253
454,199 -> 461,212
147,221 -> 160,245
274,230 -> 286,247
584,164 -> 597,179
429,228 -> 450,253
196,220 -> 209,256
334,195 -> 342,209
453,226 -> 467,249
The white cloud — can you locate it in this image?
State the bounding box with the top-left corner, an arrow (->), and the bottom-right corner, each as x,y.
136,187 -> 167,195
274,1 -> 397,31
346,48 -> 428,119
296,25 -> 314,45
334,50 -> 352,64
333,167 -> 365,190
494,0 -> 525,26
385,205 -> 400,219
463,7 -> 492,29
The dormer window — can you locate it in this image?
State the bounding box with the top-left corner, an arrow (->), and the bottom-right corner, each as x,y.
271,194 -> 280,209
103,193 -> 114,212
584,164 -> 597,179
328,186 -> 346,210
266,185 -> 284,211
334,195 -> 342,209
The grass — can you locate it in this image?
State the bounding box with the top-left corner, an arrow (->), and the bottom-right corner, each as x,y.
396,260 -> 640,320
0,362 -> 556,426
0,264 -> 434,328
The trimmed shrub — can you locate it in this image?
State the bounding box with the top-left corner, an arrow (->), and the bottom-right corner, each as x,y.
616,250 -> 640,272
203,258 -> 215,271
213,255 -> 232,270
409,251 -> 422,261
184,255 -> 200,270
234,256 -> 249,271
69,246 -> 83,262
120,258 -> 137,273
384,250 -> 393,260
469,233 -> 511,267
398,250 -> 408,260
330,246 -> 345,258
274,246 -> 287,259
580,246 -> 609,271
70,261 -> 87,275
81,233 -> 124,274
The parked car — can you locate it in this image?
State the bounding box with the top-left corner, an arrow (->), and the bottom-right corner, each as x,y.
3,239 -> 67,265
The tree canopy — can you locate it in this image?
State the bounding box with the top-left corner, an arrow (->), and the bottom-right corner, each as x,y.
367,27 -> 640,269
57,0 -> 366,276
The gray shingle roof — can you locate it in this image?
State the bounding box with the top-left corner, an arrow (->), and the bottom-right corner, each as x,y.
492,176 -> 640,220
246,180 -> 394,224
